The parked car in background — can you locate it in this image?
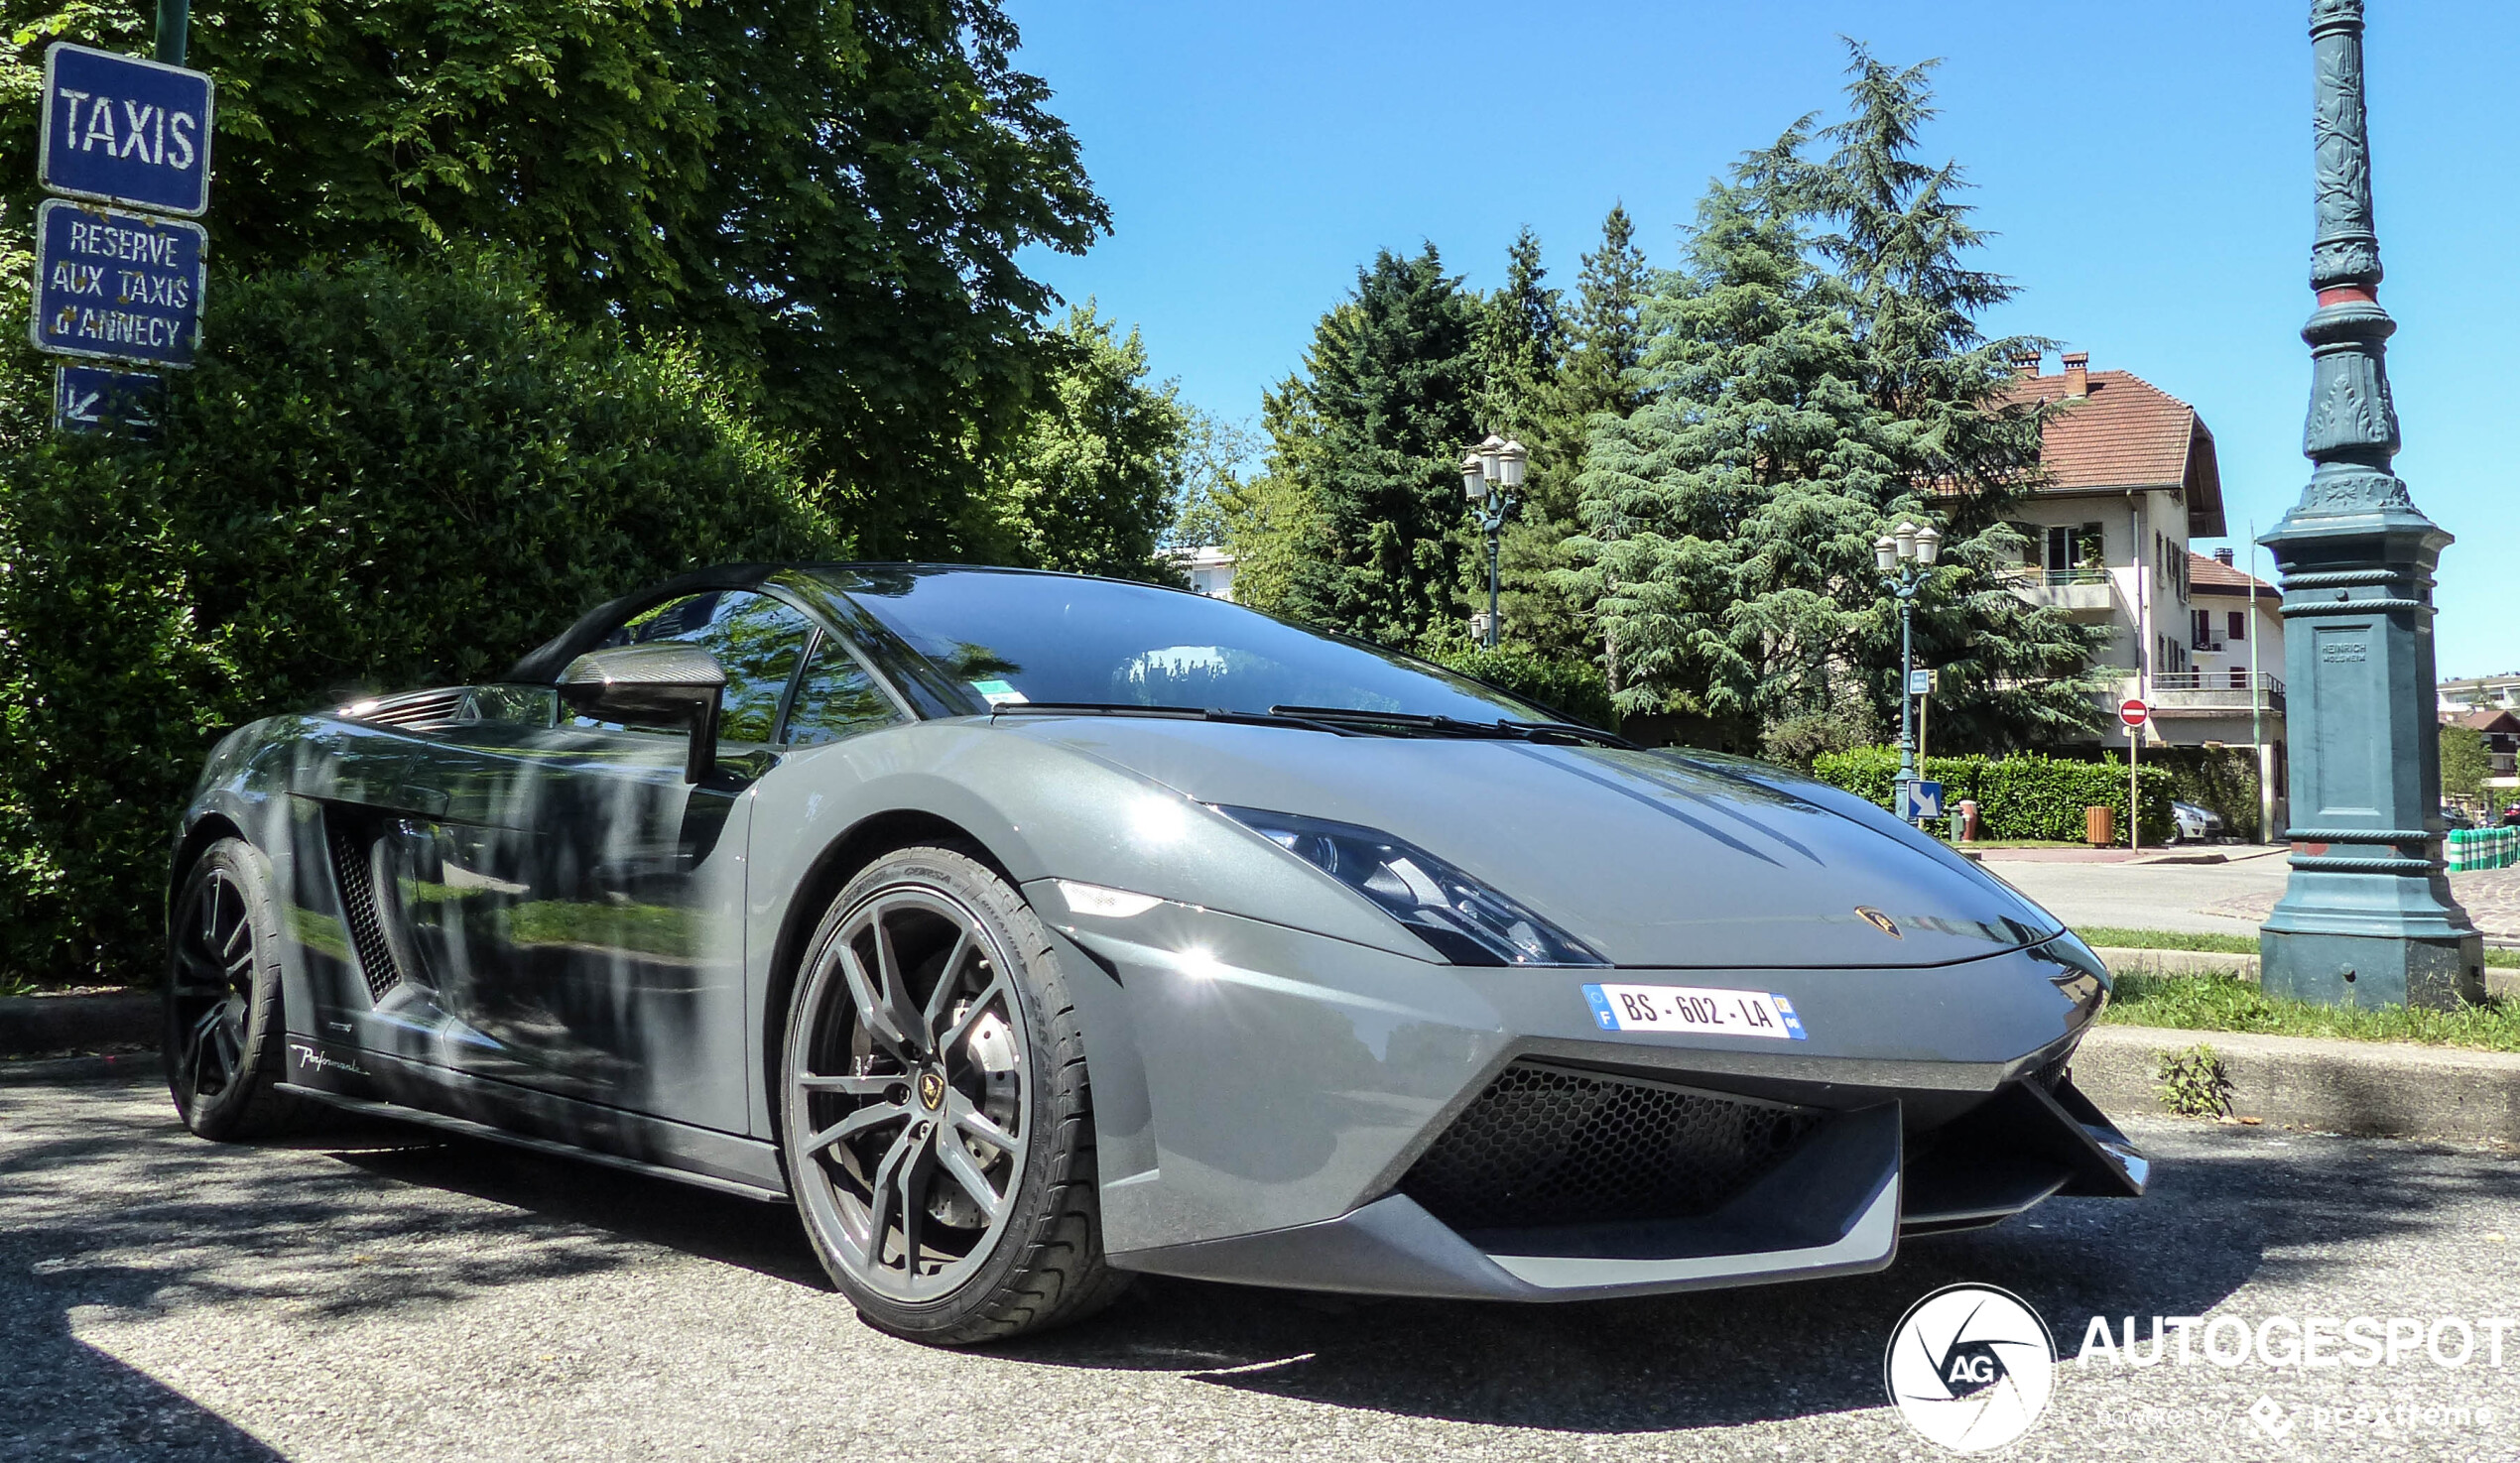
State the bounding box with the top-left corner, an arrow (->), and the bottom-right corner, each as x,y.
2442,803 -> 2475,830
2169,800 -> 2225,844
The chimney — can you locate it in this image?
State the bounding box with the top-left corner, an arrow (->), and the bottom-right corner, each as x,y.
2215,548 -> 2235,566
2062,351 -> 2089,398
2011,346 -> 2043,377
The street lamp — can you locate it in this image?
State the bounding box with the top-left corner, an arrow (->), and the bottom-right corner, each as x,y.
1877,520 -> 1942,822
1461,433 -> 1526,650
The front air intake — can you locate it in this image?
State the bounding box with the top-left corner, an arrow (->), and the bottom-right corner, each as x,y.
1400,1061 -> 1818,1232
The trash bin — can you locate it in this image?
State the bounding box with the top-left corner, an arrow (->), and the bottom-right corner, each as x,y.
1957,798 -> 1980,843
2084,805 -> 2113,847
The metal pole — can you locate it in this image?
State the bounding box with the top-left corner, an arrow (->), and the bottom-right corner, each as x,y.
1485,514 -> 1502,650
1896,577 -> 1917,820
2249,516 -> 2266,839
2257,0 -> 2480,1008
156,0 -> 189,65
2130,716 -> 2141,853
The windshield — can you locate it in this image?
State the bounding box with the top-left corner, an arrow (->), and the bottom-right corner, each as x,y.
832,568 -> 1555,723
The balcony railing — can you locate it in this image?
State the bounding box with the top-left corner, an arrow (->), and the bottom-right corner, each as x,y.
2149,671 -> 2284,693
2042,566 -> 2110,586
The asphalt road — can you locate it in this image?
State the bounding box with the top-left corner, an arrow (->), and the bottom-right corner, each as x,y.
1989,853 -> 2295,936
5,1074 -> 2517,1463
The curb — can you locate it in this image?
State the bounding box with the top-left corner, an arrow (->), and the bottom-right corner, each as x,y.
0,991 -> 155,1057
2091,944 -> 2258,980
2074,1024 -> 2520,1148
0,1050 -> 160,1086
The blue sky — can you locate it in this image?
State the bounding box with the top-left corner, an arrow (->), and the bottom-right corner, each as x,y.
1006,1 -> 2515,677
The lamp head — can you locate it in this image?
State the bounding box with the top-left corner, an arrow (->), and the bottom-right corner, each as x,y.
1477,433 -> 1507,483
1914,523 -> 1943,565
1461,451 -> 1488,501
1496,438 -> 1528,489
1875,535 -> 1899,572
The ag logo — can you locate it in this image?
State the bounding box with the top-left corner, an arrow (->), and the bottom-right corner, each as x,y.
1884,1283 -> 2056,1452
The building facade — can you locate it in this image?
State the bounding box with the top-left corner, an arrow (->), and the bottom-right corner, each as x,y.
2001,351 -> 2286,831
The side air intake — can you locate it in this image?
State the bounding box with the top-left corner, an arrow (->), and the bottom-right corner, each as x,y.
324,812 -> 403,1003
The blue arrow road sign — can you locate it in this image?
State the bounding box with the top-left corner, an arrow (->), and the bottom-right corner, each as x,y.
32,197 -> 206,368
53,364 -> 164,434
39,43 -> 214,216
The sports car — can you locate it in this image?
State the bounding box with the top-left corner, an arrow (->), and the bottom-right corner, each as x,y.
166,562 -> 2145,1345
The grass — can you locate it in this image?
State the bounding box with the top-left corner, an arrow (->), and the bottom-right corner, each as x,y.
2101,970 -> 2520,1052
2077,924 -> 2520,968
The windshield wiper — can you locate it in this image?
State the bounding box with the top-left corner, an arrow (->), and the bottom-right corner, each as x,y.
987,701 -> 1360,735
1267,705 -> 1636,749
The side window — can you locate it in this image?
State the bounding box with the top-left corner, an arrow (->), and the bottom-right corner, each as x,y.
597,590 -> 813,745
784,635 -> 901,747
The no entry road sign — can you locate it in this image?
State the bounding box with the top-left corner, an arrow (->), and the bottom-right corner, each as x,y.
31,197 -> 206,369
2119,698 -> 2151,729
39,42 -> 214,217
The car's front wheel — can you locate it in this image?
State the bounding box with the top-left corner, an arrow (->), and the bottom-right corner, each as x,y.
779,844 -> 1126,1345
165,837 -> 318,1141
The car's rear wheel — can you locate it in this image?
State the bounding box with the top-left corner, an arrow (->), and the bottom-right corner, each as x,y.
780,844 -> 1125,1345
165,838 -> 318,1141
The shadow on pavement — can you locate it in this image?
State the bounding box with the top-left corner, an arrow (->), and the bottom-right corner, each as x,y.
7,1080 -> 2514,1442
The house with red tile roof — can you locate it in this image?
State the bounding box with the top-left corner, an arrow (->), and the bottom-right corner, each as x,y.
2001,351 -> 2285,832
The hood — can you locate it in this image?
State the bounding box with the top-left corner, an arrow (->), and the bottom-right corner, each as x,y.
1000,716 -> 2064,969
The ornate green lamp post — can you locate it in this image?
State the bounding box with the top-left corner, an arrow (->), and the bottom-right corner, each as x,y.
1460,435 -> 1526,650
2258,0 -> 2483,1009
1875,521 -> 1942,824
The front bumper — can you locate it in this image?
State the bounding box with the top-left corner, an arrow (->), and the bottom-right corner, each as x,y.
1028,885 -> 2143,1301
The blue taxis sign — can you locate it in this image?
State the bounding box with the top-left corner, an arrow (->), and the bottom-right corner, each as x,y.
38,42 -> 214,217
31,198 -> 206,368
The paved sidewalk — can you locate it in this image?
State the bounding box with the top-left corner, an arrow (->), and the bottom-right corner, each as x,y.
2203,866 -> 2520,941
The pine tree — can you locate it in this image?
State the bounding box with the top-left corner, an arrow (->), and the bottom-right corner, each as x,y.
1564,50 -> 2104,756
1566,181 -> 1906,750
1276,247 -> 1483,646
1801,44 -> 2104,749
1498,205 -> 1651,664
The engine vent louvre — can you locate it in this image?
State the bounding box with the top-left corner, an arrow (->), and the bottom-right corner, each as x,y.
343,687 -> 468,728
324,813 -> 403,1002
1400,1061 -> 1818,1232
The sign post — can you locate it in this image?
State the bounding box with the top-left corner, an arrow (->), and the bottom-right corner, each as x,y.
28,40 -> 215,433
2119,698 -> 2151,851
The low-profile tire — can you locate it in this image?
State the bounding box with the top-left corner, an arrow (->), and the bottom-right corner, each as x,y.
165,837 -> 319,1141
780,844 -> 1128,1345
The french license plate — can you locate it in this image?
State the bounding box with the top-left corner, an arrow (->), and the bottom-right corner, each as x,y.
1582,983 -> 1809,1039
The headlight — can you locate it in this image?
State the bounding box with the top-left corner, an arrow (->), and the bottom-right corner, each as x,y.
1213,805 -> 1606,967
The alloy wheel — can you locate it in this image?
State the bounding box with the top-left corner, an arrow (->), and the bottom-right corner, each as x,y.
170,867 -> 255,1105
788,885 -> 1031,1302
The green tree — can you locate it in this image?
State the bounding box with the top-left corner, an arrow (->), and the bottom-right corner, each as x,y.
988,305 -> 1191,584
0,254 -> 840,984
1276,247 -> 1482,646
1496,205 -> 1650,665
1166,410 -> 1262,551
1217,347 -> 1340,616
1565,180 -> 1900,751
0,1 -> 1107,560
2442,725 -> 2490,806
1787,45 -> 2102,748
1564,49 -> 2102,755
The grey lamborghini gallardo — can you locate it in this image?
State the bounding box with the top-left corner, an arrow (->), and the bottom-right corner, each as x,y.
166,563 -> 2144,1344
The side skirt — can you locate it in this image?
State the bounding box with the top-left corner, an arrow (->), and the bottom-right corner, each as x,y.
272,1061 -> 793,1206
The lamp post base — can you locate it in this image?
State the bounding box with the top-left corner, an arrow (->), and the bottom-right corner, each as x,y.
2259,925 -> 2484,1012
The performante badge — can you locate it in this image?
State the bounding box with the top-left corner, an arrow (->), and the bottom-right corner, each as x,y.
1856,906 -> 1903,939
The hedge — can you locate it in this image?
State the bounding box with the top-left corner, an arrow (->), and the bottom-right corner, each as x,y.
1811,747 -> 2176,845
0,255 -> 845,987
1430,647 -> 1616,731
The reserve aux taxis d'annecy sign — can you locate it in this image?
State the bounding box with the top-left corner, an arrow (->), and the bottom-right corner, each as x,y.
30,42 -> 213,397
